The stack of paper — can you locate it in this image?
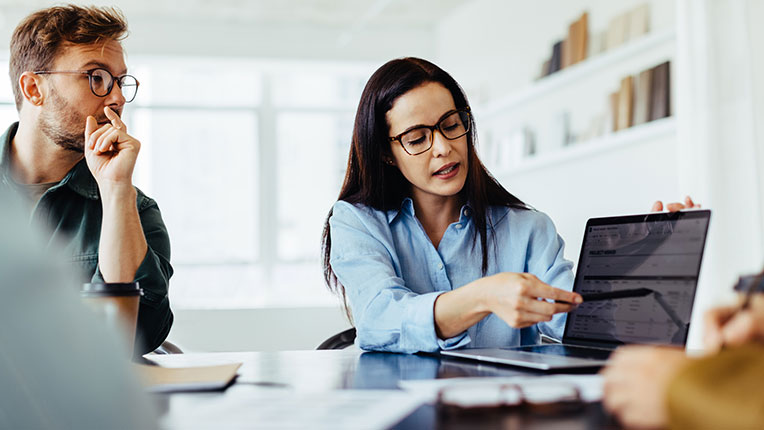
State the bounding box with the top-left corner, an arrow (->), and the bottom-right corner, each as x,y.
160,389 -> 426,430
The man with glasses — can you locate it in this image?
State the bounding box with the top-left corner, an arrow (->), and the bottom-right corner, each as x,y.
0,5 -> 172,355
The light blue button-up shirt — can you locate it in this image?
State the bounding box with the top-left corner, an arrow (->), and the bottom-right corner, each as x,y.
329,198 -> 575,354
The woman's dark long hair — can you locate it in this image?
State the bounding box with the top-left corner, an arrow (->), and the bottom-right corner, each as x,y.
322,57 -> 529,321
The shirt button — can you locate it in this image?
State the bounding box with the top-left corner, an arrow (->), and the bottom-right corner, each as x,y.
438,263 -> 444,270
455,224 -> 462,229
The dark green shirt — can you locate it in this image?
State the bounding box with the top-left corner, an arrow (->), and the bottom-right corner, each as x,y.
0,122 -> 173,354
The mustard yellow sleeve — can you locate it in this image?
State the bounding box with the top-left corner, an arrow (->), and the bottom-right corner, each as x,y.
667,344 -> 764,430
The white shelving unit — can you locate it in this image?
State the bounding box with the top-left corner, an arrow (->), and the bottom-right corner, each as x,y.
493,116 -> 675,177
478,29 -> 676,118
477,28 -> 677,178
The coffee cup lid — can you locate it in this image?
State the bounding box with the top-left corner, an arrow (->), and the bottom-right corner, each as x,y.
81,282 -> 143,298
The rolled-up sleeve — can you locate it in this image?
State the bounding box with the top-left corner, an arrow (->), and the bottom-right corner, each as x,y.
134,197 -> 173,354
524,211 -> 575,341
330,202 -> 467,353
92,196 -> 174,354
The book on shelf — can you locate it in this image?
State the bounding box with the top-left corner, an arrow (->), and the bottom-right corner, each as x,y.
548,110 -> 571,150
578,12 -> 589,63
628,4 -> 650,40
649,61 -> 671,120
501,127 -> 535,168
608,91 -> 619,133
538,12 -> 588,77
568,12 -> 588,65
606,12 -> 629,50
633,68 -> 653,125
565,15 -> 576,67
549,40 -> 563,74
606,3 -> 650,51
538,4 -> 652,79
540,59 -> 551,77
579,113 -> 607,143
561,38 -> 571,69
587,29 -> 606,58
616,76 -> 634,130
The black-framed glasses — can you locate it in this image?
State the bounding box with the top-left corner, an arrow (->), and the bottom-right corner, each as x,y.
389,107 -> 471,156
34,68 -> 139,103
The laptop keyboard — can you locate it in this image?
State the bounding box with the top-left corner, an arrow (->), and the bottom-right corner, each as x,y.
513,344 -> 613,361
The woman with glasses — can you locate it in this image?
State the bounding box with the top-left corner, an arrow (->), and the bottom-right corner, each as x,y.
321,57 -> 585,353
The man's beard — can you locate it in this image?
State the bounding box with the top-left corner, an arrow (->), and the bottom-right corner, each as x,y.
39,89 -> 109,153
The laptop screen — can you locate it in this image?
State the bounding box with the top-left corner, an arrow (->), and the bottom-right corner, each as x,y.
563,210 -> 711,346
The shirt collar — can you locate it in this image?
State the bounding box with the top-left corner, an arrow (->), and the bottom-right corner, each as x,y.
0,122 -> 99,200
385,197 -> 415,224
61,160 -> 100,200
385,197 -> 474,224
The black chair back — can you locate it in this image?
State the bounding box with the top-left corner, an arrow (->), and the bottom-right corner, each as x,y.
317,328 -> 356,350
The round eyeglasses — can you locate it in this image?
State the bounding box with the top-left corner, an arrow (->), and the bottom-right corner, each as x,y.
389,108 -> 472,156
34,68 -> 139,103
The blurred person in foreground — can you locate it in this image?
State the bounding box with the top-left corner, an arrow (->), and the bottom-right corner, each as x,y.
0,4 -> 172,354
602,199 -> 764,429
0,190 -> 158,429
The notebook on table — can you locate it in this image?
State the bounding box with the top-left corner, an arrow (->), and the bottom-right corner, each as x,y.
134,362 -> 242,393
442,210 -> 711,370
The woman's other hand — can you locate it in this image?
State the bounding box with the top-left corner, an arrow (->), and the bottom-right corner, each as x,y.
651,195 -> 701,212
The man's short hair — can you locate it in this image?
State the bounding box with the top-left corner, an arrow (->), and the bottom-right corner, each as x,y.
9,5 -> 128,111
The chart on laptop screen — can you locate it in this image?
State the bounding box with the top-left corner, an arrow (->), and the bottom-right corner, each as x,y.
565,212 -> 710,345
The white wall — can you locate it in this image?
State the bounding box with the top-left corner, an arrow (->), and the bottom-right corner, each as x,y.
123,19 -> 434,62
751,0 -> 764,244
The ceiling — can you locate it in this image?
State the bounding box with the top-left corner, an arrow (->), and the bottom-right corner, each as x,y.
0,0 -> 469,30
0,0 -> 473,60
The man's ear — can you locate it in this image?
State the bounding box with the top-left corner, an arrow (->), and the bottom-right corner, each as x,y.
18,72 -> 44,106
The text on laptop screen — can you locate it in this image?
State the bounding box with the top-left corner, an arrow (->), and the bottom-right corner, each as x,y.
564,211 -> 710,345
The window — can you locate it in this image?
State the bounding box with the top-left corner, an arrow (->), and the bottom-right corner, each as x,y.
276,113 -> 348,261
128,58 -> 372,308
130,108 -> 259,265
0,58 -> 19,129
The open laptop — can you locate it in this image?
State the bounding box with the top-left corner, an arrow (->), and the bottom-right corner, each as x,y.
441,209 -> 711,370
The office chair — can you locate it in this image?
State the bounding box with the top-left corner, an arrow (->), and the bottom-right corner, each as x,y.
317,328 -> 356,350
